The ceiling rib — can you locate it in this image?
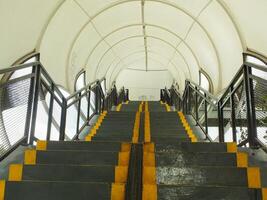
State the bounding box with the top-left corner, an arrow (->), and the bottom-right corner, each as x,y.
141,0 -> 148,71
95,35 -> 192,80
166,0 -> 213,70
87,23 -> 201,79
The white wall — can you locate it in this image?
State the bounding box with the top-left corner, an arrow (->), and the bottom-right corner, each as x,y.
116,69 -> 173,101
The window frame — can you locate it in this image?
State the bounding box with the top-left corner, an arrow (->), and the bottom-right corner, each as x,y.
74,69 -> 86,92
199,69 -> 213,93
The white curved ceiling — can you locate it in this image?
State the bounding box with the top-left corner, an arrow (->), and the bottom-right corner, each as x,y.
0,0 -> 266,94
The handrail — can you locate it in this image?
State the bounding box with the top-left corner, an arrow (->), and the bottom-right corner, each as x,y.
163,62 -> 267,151
0,61 -> 127,160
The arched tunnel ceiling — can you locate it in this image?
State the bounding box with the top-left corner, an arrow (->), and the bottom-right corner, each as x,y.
0,0 -> 266,94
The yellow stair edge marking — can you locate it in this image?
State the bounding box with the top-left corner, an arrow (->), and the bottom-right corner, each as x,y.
144,111 -> 151,143
85,112 -> 106,141
143,184 -> 157,200
144,143 -> 155,153
115,166 -> 128,183
227,143 -> 237,153
143,152 -> 156,167
247,167 -> 261,188
118,152 -> 130,166
121,143 -> 131,152
24,149 -> 36,165
143,167 -> 156,185
0,180 -> 5,200
8,164 -> 23,181
111,183 -> 125,200
262,188 -> 267,200
145,102 -> 149,112
132,112 -> 140,143
236,152 -> 248,168
36,140 -> 47,151
165,104 -> 171,112
178,112 -> 198,142
116,104 -> 122,111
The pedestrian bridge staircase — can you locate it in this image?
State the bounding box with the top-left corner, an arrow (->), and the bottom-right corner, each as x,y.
0,101 -> 266,199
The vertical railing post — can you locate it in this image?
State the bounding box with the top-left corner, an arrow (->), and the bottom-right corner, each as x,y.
218,101 -> 224,142
230,85 -> 237,142
76,92 -> 81,135
46,84 -> 54,141
243,65 -> 257,148
24,65 -> 37,144
195,86 -> 199,124
59,98 -> 67,141
87,87 -> 91,124
204,94 -> 208,138
29,64 -> 41,144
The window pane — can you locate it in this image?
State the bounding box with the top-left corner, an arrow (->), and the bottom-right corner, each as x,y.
200,72 -> 210,91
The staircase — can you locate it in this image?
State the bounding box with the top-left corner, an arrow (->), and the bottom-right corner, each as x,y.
0,101 -> 266,199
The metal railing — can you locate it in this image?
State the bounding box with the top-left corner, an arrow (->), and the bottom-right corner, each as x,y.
163,62 -> 267,150
0,62 -> 126,160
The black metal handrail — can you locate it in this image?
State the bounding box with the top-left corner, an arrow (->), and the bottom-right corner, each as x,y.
0,61 -> 126,160
163,62 -> 267,151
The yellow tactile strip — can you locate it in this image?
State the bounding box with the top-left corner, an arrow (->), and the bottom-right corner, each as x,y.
144,102 -> 151,143
143,143 -> 157,200
85,111 -> 107,141
132,112 -> 141,143
178,111 -> 197,142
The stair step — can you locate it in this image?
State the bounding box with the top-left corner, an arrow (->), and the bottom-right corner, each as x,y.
155,166 -> 247,187
154,142 -> 228,153
19,165 -> 123,183
157,185 -> 260,200
43,141 -> 125,151
155,152 -> 237,167
34,151 -> 124,165
4,181 -> 113,200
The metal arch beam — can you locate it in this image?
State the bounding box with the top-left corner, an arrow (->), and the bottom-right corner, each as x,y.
85,23 -> 201,77
216,0 -> 246,51
64,0 -> 222,86
106,49 -> 185,88
94,35 -> 192,80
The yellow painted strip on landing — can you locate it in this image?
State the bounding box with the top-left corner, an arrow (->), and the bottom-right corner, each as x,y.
227,143 -> 237,153
262,188 -> 267,200
143,167 -> 156,184
145,101 -> 149,112
144,111 -> 151,143
0,180 -> 5,200
121,143 -> 131,152
116,104 -> 122,111
236,152 -> 248,168
24,149 -> 36,165
8,164 -> 23,181
36,140 -> 47,151
247,167 -> 261,188
115,166 -> 128,183
139,102 -> 143,112
118,152 -> 130,166
143,184 -> 157,200
132,112 -> 140,143
111,183 -> 125,200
